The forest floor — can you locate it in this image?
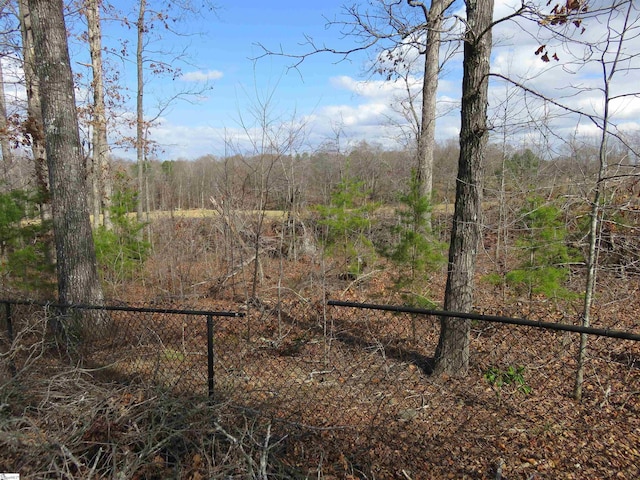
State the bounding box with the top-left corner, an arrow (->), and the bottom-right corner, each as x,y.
1,214 -> 639,479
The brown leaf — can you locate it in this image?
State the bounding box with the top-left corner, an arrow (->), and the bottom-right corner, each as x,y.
566,0 -> 582,12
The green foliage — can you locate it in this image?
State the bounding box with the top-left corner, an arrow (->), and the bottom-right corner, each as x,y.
482,272 -> 503,287
0,190 -> 27,241
506,149 -> 540,178
0,187 -> 54,292
384,171 -> 445,283
161,160 -> 175,177
315,173 -> 378,276
94,183 -> 150,284
403,293 -> 439,310
505,196 -> 576,299
484,365 -> 532,403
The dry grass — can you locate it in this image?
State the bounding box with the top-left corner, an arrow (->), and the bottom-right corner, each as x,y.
3,210 -> 640,478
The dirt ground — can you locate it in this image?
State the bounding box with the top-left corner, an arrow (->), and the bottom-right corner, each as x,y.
2,216 -> 639,479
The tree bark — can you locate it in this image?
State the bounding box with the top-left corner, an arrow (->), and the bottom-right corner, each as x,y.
19,0 -> 54,265
86,0 -> 112,230
136,0 -> 146,222
410,0 -> 452,228
0,54 -> 13,185
28,0 -> 103,306
434,0 -> 494,376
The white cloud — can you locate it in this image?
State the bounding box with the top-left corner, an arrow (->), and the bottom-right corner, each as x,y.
485,0 -> 640,150
113,1 -> 640,160
330,75 -> 404,99
180,70 -> 224,82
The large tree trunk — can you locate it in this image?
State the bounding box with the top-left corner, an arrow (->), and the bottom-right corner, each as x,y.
434,0 -> 494,376
28,0 -> 103,306
86,0 -> 112,230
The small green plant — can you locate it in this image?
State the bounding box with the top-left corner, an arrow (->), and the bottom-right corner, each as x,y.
384,171 -> 445,281
315,172 -> 378,277
94,178 -> 150,284
162,348 -> 186,362
505,196 -> 577,300
484,365 -> 532,404
0,187 -> 55,293
379,171 -> 445,306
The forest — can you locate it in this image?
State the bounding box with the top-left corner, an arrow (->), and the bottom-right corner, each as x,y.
1,0 -> 640,478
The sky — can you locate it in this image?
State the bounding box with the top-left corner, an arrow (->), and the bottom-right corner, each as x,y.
69,0 -> 640,161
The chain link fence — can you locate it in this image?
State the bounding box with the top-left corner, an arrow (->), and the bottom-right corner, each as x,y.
2,297 -> 639,476
0,300 -> 242,397
3,297 -> 639,427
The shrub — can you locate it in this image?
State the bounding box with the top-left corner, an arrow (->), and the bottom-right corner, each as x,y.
383,171 -> 445,282
315,173 -> 378,277
94,185 -> 150,284
0,188 -> 55,293
505,196 -> 576,299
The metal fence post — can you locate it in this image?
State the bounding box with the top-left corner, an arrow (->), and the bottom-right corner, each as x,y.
207,314 -> 214,402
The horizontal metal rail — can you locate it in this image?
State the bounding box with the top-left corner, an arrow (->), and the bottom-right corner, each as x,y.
0,299 -> 244,318
328,300 -> 640,342
1,299 -> 244,400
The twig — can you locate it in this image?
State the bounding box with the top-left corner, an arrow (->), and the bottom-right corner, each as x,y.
258,422 -> 271,480
214,421 -> 239,444
342,269 -> 382,295
59,443 -> 85,474
495,457 -> 505,480
87,446 -> 103,478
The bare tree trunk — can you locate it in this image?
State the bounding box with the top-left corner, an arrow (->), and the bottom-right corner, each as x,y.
574,0 -> 634,401
86,0 -> 112,230
28,0 -> 103,306
90,137 -> 101,229
136,0 -> 146,222
0,55 -> 13,185
410,0 -> 453,228
19,0 -> 53,264
434,0 -> 494,376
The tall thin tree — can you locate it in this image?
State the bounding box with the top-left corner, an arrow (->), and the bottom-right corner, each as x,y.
19,0 -> 49,213
135,0 -> 146,222
409,0 -> 454,226
85,0 -> 112,230
0,52 -> 13,185
574,0 -> 638,401
434,0 -> 494,376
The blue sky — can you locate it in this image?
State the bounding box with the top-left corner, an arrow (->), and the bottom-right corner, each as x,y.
97,0 -> 412,160
81,0 -> 640,161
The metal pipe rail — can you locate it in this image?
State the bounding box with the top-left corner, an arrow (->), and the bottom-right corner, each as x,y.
328,300 -> 640,342
1,299 -> 245,400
